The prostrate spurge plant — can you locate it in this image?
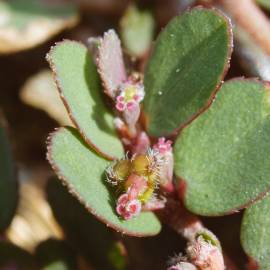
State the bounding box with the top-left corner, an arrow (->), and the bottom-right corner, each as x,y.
46,7 -> 270,269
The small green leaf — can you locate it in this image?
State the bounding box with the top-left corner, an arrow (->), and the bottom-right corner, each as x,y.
174,79 -> 270,216
35,239 -> 78,270
0,0 -> 78,54
143,8 -> 232,137
47,41 -> 124,160
47,127 -> 161,236
241,193 -> 270,269
120,5 -> 155,57
0,121 -> 17,231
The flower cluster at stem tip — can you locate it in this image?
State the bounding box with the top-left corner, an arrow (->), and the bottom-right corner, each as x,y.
95,29 -> 145,135
106,138 -> 173,220
115,77 -> 144,112
166,231 -> 224,270
94,29 -> 174,220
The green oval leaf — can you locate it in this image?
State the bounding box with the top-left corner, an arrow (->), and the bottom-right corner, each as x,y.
0,122 -> 17,231
47,40 -> 124,160
143,8 -> 232,137
47,127 -> 161,236
0,0 -> 78,54
241,193 -> 270,269
174,79 -> 270,216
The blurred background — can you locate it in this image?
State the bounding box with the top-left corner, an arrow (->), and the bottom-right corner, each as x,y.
1,0 -> 270,269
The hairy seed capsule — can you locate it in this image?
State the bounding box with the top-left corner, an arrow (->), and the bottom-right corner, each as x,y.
132,155 -> 150,175
113,159 -> 131,181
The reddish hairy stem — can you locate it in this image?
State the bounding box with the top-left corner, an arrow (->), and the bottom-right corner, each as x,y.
157,195 -> 203,241
158,194 -> 239,270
